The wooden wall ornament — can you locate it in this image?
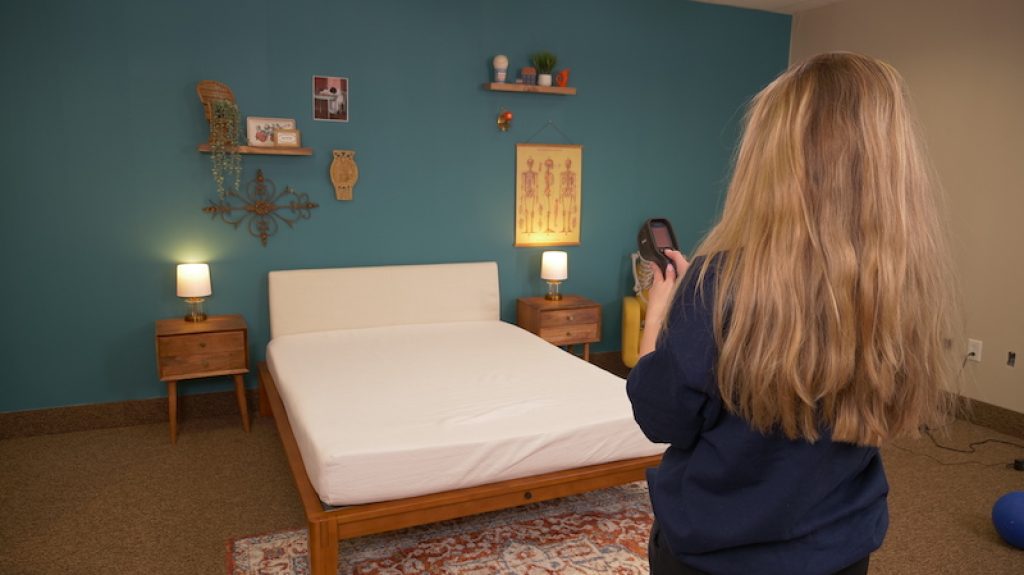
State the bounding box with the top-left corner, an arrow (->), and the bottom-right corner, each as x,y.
203,169 -> 318,247
330,150 -> 359,200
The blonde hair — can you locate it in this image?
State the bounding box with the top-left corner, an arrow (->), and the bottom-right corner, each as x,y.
691,53 -> 960,447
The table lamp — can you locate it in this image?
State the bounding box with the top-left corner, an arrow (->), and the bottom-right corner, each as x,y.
541,251 -> 568,301
177,263 -> 211,322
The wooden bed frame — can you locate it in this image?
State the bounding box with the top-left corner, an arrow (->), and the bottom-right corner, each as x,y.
259,363 -> 661,574
259,262 -> 662,573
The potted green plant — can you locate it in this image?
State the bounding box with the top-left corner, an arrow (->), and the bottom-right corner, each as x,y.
208,100 -> 243,198
532,51 -> 557,87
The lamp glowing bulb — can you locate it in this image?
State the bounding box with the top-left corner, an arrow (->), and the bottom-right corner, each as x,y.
177,263 -> 211,322
541,251 -> 568,300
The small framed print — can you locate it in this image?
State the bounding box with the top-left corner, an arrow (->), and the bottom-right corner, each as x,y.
313,75 -> 349,122
246,117 -> 296,147
274,128 -> 301,147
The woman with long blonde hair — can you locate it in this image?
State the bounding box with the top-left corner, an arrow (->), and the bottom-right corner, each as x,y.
627,52 -> 960,575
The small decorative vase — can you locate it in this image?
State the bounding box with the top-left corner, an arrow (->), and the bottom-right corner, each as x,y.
492,54 -> 509,83
538,74 -> 552,87
555,69 -> 571,87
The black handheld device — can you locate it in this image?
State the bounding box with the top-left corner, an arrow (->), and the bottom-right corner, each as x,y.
637,218 -> 680,276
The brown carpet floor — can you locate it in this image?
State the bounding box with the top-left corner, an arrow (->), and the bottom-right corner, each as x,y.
1,407 -> 1021,574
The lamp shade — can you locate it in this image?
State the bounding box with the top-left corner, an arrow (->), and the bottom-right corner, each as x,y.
176,263 -> 212,298
540,251 -> 568,281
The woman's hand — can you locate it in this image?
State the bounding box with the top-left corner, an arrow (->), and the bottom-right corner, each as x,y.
646,250 -> 690,316
639,249 -> 690,357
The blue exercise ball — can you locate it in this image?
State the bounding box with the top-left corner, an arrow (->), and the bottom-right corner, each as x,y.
992,491 -> 1024,549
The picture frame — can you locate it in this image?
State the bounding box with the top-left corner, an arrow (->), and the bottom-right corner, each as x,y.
514,143 -> 583,247
313,75 -> 349,122
246,117 -> 296,147
274,128 -> 301,147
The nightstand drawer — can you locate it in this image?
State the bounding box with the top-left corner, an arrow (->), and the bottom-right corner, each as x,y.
539,323 -> 599,345
539,308 -> 599,328
516,296 -> 601,362
158,350 -> 247,379
158,331 -> 244,357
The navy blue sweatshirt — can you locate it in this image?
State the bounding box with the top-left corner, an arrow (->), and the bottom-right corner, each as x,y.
626,259 -> 888,575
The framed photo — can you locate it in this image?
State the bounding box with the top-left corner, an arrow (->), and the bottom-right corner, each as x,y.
313,75 -> 349,122
274,128 -> 301,147
514,143 -> 583,247
246,117 -> 296,147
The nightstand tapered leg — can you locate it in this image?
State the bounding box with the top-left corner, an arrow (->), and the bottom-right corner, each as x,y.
233,374 -> 251,433
583,343 -> 590,362
167,381 -> 178,444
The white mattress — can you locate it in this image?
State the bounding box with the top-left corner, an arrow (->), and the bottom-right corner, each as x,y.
267,320 -> 663,506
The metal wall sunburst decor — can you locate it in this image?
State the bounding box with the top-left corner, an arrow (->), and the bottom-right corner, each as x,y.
203,169 -> 318,246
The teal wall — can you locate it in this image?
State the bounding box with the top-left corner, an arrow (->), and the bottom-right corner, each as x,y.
0,0 -> 789,412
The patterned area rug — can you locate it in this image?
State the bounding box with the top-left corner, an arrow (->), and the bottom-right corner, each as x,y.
228,482 -> 653,574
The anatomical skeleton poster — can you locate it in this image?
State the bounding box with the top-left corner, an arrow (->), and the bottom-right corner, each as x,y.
514,143 -> 582,247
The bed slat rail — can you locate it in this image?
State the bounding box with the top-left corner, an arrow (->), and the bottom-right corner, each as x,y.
259,362 -> 334,520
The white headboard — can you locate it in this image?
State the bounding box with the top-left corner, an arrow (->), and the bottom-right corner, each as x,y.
268,261 -> 500,339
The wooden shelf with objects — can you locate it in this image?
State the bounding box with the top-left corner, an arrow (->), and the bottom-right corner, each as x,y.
482,82 -> 576,96
197,144 -> 313,156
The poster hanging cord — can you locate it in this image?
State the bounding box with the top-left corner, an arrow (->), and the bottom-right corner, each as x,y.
525,120 -> 575,144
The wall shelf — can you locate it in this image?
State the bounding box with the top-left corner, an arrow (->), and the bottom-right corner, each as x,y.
197,144 -> 313,156
482,83 -> 576,96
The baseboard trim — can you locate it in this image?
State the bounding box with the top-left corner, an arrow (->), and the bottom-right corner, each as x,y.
3,354 -> 1021,441
959,397 -> 1024,439
1,352 -> 631,440
0,389 -> 259,440
587,350 -> 1024,439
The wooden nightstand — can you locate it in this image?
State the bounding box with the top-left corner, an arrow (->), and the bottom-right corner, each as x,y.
155,314 -> 251,443
516,295 -> 601,361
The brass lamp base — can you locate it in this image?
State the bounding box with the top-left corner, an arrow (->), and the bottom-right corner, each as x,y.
184,297 -> 208,322
545,281 -> 563,301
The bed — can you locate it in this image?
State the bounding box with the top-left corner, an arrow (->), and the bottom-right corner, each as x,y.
257,261 -> 664,574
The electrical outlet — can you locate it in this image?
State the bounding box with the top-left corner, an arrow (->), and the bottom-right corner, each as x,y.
967,339 -> 983,362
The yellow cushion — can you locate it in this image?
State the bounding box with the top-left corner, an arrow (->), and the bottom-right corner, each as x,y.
621,296 -> 647,368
